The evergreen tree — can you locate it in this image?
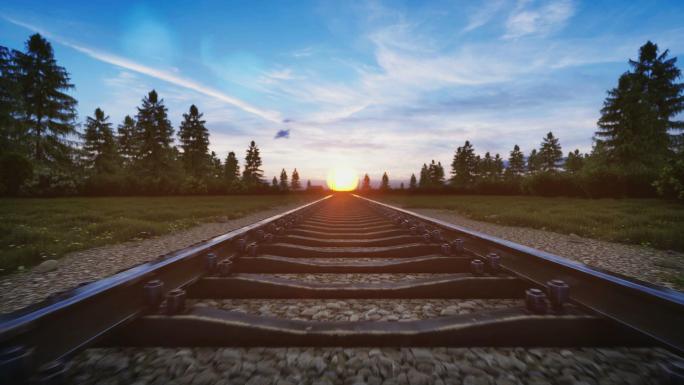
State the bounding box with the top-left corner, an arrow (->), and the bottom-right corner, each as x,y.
480,152 -> 494,179
380,172 -> 390,190
451,140 -> 477,187
83,108 -> 118,174
272,176 -> 278,187
596,41 -> 683,169
493,153 -> 504,179
242,140 -> 263,186
361,173 -> 371,190
209,151 -> 222,178
306,180 -> 312,190
224,151 -> 240,185
418,164 -> 429,188
527,149 -> 541,173
400,182 -> 405,190
0,46 -> 22,152
117,115 -> 138,166
291,168 -> 301,190
15,34 -> 77,163
178,104 -> 210,179
409,173 -> 417,190
428,160 -> 445,186
565,149 -> 585,173
505,144 -> 525,178
539,132 -> 563,172
134,90 -> 175,179
279,168 -> 289,191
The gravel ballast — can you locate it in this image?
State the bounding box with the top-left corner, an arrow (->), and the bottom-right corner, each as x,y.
66,346 -> 677,385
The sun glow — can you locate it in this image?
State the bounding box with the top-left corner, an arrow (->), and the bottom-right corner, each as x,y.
326,166 -> 359,191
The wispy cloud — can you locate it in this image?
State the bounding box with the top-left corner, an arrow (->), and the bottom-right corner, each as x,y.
504,0 -> 575,39
2,16 -> 283,123
463,0 -> 506,32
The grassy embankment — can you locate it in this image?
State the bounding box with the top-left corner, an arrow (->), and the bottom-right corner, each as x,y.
380,195 -> 684,251
0,195 -> 311,274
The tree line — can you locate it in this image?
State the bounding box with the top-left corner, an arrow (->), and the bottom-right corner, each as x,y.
0,34 -> 311,196
360,41 -> 684,199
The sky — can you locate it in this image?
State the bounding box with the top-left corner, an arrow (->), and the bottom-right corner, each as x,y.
2,0 -> 684,184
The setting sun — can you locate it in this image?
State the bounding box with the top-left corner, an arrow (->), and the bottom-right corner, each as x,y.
326,167 -> 359,191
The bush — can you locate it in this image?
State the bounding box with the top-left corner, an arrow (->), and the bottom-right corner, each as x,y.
578,164 -> 657,198
20,165 -> 80,197
654,157 -> 684,200
0,153 -> 33,196
522,172 -> 581,197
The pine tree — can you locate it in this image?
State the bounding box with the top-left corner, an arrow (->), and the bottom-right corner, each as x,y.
242,140 -> 263,186
307,180 -> 312,190
409,173 -> 417,190
224,151 -> 240,185
178,104 -> 210,179
427,160 -> 444,186
272,176 -> 278,187
117,115 -> 138,166
451,140 -> 477,188
0,45 -> 22,152
480,152 -> 494,179
400,182 -> 405,190
539,132 -> 563,172
279,168 -> 289,191
596,41 -> 684,169
505,144 -> 525,178
291,168 -> 301,190
565,149 -> 585,173
380,172 -> 390,190
361,173 -> 371,190
135,90 -> 175,178
527,149 -> 540,173
15,34 -> 77,163
418,164 -> 429,188
83,108 -> 118,174
493,153 -> 504,179
209,151 -> 222,178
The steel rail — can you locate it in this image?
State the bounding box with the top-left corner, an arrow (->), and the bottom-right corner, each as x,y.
355,194 -> 684,354
0,195 -> 331,376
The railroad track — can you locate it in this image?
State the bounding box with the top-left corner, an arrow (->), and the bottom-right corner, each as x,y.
1,193 -> 683,384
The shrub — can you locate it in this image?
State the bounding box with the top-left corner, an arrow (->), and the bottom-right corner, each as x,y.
522,172 -> 581,197
654,157 -> 684,200
0,153 -> 33,196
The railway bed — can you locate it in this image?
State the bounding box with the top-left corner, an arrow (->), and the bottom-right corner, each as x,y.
1,193 -> 683,384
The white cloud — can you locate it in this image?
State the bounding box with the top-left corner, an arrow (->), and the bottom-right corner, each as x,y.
504,0 -> 575,39
463,0 -> 507,32
2,16 -> 283,124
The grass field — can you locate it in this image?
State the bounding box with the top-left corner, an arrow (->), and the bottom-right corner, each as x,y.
379,195 -> 684,252
0,195 -> 311,274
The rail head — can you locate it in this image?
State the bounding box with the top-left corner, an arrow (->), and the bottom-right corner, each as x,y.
355,194 -> 684,354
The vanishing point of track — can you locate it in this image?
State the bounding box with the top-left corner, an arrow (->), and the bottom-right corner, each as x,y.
1,193 -> 683,383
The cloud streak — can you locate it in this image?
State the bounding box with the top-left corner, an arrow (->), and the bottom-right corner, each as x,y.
2,16 -> 283,123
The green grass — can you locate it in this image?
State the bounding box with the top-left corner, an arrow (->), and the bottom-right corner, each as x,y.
0,195 -> 311,274
379,195 -> 684,252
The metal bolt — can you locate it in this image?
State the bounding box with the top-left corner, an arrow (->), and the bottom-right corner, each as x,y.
143,279 -> 164,309
0,345 -> 32,384
451,239 -> 464,253
268,223 -> 277,232
422,233 -> 431,243
265,233 -> 274,243
256,230 -> 265,241
401,219 -> 410,229
236,238 -> 247,253
441,243 -> 451,256
165,289 -> 186,315
35,360 -> 66,385
218,260 -> 233,276
418,223 -> 427,233
410,226 -> 418,235
277,226 -> 285,235
248,243 -> 258,257
547,280 -> 570,312
205,253 -> 217,273
431,230 -> 443,242
487,252 -> 500,273
470,259 -> 484,275
525,288 -> 548,314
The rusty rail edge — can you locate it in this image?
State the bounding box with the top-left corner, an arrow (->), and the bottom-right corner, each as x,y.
0,195 -> 331,371
355,194 -> 684,354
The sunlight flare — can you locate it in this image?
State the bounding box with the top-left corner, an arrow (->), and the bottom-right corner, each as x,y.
326,166 -> 359,191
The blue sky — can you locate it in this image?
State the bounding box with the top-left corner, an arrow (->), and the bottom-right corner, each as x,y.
2,0 -> 683,183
